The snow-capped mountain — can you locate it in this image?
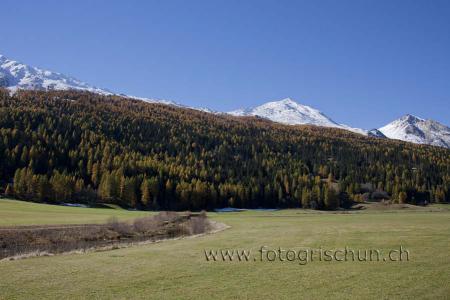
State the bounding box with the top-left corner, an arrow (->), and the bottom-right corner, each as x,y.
0,54 -> 111,95
229,98 -> 339,126
379,114 -> 450,148
229,98 -> 367,135
228,100 -> 450,148
0,54 -> 208,110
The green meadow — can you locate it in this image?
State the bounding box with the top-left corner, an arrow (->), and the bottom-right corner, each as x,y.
0,199 -> 449,299
0,199 -> 153,226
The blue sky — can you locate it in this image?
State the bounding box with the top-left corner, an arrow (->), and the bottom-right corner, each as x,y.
1,0 -> 449,128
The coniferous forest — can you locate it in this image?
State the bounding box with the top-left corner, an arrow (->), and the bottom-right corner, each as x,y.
0,89 -> 449,210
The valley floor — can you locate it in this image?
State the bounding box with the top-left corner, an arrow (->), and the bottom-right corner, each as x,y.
0,199 -> 154,226
0,199 -> 449,299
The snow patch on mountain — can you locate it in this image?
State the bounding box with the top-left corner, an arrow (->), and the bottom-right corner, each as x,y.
125,94 -> 178,106
367,129 -> 386,138
126,95 -> 219,113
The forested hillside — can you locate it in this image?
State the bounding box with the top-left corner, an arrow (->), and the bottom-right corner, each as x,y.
1,89 -> 449,210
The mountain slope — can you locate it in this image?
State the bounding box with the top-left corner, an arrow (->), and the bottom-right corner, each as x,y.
229,98 -> 367,135
1,90 -> 449,209
379,115 -> 450,148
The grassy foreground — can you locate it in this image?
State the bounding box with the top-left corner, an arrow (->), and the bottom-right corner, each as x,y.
0,199 -> 152,226
0,200 -> 449,299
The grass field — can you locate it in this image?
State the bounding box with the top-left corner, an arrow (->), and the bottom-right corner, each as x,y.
0,198 -> 153,226
0,199 -> 449,299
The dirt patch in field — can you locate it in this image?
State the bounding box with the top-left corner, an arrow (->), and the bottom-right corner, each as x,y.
0,211 -> 222,260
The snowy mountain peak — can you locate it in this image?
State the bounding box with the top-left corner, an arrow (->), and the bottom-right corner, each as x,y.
228,98 -> 367,135
229,98 -> 339,126
278,97 -> 297,104
0,53 -> 111,95
398,114 -> 424,123
379,115 -> 450,148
